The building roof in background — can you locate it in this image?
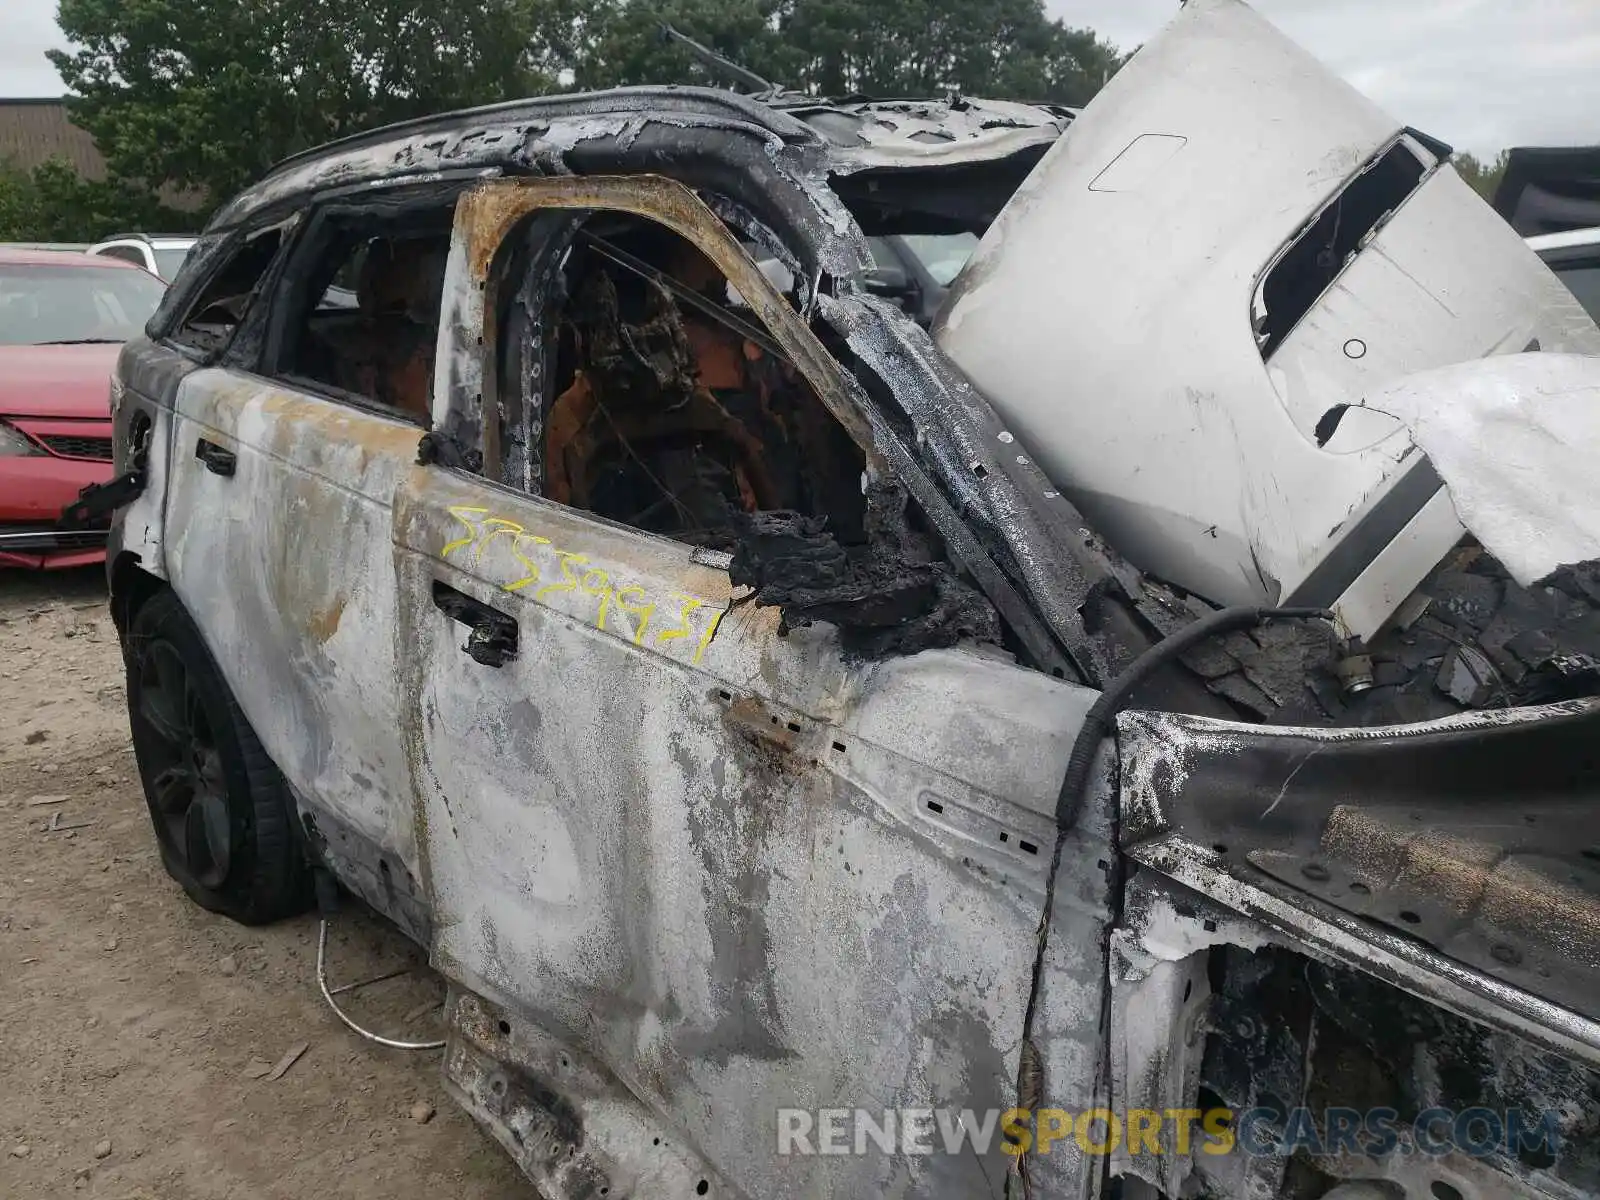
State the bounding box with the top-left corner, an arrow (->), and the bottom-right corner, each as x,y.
0,98 -> 205,214
0,97 -> 103,178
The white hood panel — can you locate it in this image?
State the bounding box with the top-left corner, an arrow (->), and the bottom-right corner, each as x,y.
935,0 -> 1600,627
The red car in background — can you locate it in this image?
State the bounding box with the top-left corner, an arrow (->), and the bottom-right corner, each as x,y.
0,248 -> 166,569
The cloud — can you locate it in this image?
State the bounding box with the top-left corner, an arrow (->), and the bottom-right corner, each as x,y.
0,0 -> 67,96
1049,0 -> 1600,156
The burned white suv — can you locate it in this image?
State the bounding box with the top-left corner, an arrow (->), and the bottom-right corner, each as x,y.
84,2 -> 1600,1197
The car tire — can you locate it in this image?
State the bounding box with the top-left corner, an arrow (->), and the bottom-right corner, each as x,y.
126,588 -> 312,924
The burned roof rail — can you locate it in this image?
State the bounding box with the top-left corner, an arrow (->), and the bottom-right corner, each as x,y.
248,85 -> 821,190
208,87 -> 835,234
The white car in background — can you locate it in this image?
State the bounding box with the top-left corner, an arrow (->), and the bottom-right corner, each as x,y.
87,233 -> 197,281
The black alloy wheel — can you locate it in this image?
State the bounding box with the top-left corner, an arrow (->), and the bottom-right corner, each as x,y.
126,588 -> 311,923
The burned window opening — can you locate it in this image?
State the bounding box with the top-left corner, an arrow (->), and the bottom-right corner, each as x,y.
506,209 -> 1001,657
827,154 -> 1050,239
274,210 -> 454,423
1255,138 -> 1430,357
535,217 -> 865,549
169,224 -> 287,356
827,164 -> 1034,327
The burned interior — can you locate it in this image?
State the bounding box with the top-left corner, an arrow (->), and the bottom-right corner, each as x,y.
533,219 -> 864,547
288,228 -> 451,423
482,202 -> 1003,656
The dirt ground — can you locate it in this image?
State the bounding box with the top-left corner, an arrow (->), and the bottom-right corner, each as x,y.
0,567 -> 530,1198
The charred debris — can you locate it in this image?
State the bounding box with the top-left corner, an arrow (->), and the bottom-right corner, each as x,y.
523,217 -> 1001,658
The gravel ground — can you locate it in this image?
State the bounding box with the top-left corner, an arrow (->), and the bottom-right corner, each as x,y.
0,567 -> 529,1198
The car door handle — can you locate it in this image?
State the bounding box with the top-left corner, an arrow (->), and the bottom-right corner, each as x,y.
432,581 -> 518,668
195,438 -> 236,477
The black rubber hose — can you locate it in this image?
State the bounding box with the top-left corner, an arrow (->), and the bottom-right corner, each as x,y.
1052,605 -> 1333,831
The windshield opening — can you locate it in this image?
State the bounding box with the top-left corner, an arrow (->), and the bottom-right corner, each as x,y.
893,233 -> 979,286
0,264 -> 167,346
824,156 -> 1044,321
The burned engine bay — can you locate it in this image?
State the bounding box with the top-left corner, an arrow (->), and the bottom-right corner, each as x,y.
1114,873 -> 1600,1200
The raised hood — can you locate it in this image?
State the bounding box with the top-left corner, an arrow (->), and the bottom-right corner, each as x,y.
935,0 -> 1600,630
0,343 -> 121,419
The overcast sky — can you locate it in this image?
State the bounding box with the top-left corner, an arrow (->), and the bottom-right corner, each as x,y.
2,0 -> 1596,156
1047,0 -> 1600,156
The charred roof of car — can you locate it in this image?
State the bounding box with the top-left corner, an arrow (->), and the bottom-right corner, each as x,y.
207,86 -> 1073,234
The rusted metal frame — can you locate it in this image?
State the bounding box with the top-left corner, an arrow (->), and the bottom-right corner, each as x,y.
450,174 -> 885,477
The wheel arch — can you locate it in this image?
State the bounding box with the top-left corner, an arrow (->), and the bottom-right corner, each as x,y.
109,550 -> 169,638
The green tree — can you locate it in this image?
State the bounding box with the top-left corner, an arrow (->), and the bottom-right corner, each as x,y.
51,0 -> 558,206
0,156 -> 187,242
1455,149 -> 1511,201
50,0 -> 1125,214
573,0 -> 790,91
576,0 -> 1123,105
780,0 -> 1118,103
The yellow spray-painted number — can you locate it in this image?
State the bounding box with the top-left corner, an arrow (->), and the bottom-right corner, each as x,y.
532,549 -> 586,603
504,531 -> 552,592
614,585 -> 656,645
441,505 -> 490,558
655,594 -> 704,646
439,507 -> 722,664
477,517 -> 526,566
578,567 -> 613,631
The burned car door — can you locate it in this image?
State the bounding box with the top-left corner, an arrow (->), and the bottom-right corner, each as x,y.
391,176 -> 1094,1198
159,192 -> 458,940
